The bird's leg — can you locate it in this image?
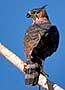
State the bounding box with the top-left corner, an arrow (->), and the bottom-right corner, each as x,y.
24,60 -> 40,86
24,58 -> 49,86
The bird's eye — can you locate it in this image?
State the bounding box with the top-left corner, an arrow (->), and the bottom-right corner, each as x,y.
32,11 -> 36,14
37,11 -> 40,13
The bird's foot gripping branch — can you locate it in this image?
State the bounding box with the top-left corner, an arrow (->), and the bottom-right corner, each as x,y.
24,60 -> 48,86
24,62 -> 64,90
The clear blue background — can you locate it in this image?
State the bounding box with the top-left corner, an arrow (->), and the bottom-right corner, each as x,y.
0,0 -> 65,90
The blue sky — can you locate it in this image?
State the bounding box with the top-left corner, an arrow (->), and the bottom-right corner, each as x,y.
0,0 -> 65,90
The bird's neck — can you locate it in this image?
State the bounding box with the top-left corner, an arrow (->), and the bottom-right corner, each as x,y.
32,17 -> 49,25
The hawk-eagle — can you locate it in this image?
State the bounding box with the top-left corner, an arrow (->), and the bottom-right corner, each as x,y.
24,5 -> 59,86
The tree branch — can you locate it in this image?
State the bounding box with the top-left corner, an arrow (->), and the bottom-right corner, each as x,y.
0,43 -> 64,90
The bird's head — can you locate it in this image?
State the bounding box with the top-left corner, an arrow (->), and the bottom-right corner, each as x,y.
26,5 -> 49,24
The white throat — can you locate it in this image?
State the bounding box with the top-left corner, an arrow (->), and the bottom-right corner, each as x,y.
32,17 -> 49,25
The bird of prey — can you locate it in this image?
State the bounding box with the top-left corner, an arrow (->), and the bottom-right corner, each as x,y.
24,5 -> 59,86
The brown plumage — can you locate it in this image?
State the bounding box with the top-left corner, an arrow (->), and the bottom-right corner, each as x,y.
24,6 -> 59,65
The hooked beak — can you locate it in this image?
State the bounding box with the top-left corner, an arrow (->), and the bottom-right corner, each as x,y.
26,11 -> 31,18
